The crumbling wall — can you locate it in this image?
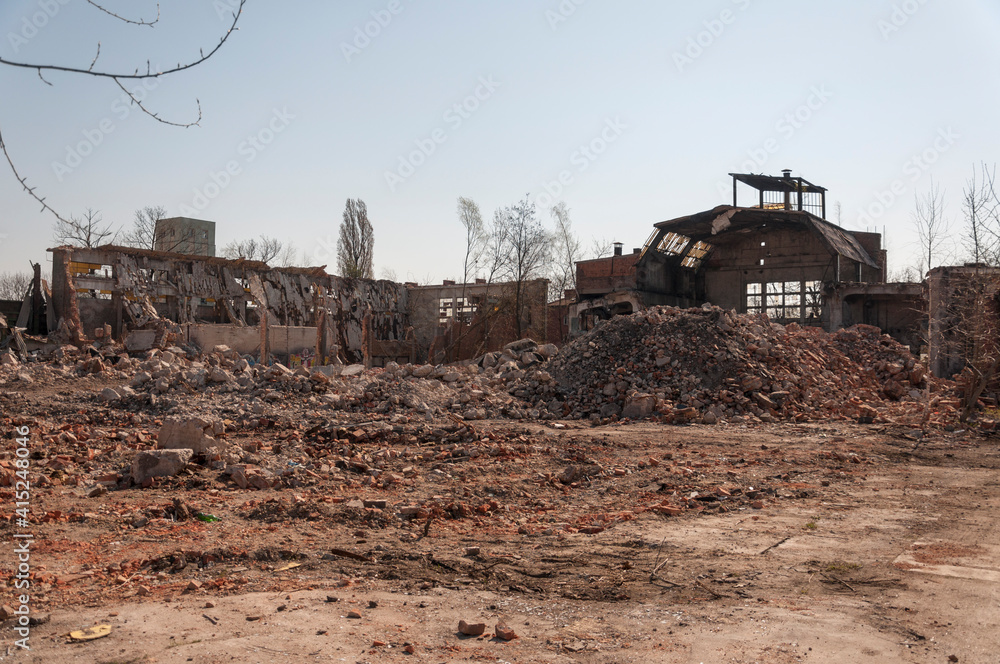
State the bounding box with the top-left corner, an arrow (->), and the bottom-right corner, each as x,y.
702,227 -> 837,312
47,246 -> 408,364
406,279 -> 549,363
329,277 -> 407,363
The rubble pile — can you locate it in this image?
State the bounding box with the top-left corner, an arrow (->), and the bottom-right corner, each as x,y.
540,305 -> 935,423
0,308 -> 953,430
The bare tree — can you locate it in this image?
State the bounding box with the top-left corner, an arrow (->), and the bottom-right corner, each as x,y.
0,272 -> 31,301
274,242 -> 300,268
0,2 -> 246,224
379,267 -> 399,282
590,236 -> 614,259
120,205 -> 168,251
337,199 -> 375,279
222,236 -> 285,264
962,163 -> 1000,265
913,179 -> 949,275
887,265 -> 919,283
549,201 -> 582,302
491,196 -> 550,338
938,268 -> 1000,421
457,197 -> 486,284
53,208 -> 117,247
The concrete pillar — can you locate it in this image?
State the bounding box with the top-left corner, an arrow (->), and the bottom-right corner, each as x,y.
259,309 -> 270,365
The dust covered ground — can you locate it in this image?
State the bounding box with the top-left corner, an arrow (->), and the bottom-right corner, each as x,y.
1,308 -> 999,662
3,379 -> 1000,663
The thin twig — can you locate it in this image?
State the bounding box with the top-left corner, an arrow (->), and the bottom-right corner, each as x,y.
649,536 -> 667,582
758,536 -> 791,555
88,43 -> 101,72
695,579 -> 727,599
650,558 -> 670,581
0,125 -> 72,224
0,0 -> 244,80
821,573 -> 856,592
86,0 -> 160,27
113,78 -> 202,127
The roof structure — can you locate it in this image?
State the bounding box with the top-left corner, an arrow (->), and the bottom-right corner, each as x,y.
650,205 -> 879,269
730,172 -> 827,194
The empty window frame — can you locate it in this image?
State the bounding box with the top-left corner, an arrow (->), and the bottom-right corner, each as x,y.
656,232 -> 691,257
681,240 -> 714,269
745,280 -> 823,322
437,296 -> 476,324
804,280 -> 822,319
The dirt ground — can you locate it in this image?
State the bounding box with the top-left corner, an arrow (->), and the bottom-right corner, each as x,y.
3,374 -> 1000,663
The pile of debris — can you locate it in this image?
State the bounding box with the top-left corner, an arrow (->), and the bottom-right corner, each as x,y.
538,305 -> 939,424
0,308 -> 953,428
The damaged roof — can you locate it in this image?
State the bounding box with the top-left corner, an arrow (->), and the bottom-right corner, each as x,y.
730,172 -> 827,194
653,206 -> 879,269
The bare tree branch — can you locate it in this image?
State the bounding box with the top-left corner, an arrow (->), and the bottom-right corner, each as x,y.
0,272 -> 33,301
490,196 -> 550,337
1,2 -> 245,230
53,209 -> 118,248
549,201 -> 581,301
85,0 -> 161,27
88,43 -> 101,72
912,178 -> 949,275
113,78 -> 201,127
222,236 -> 286,264
0,1 -> 245,80
0,123 -> 72,223
121,205 -> 168,251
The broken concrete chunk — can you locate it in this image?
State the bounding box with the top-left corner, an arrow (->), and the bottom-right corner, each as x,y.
208,366 -> 230,383
504,338 -> 536,354
131,449 -> 193,484
411,364 -> 434,378
622,393 -> 657,419
130,371 -> 152,387
229,466 -> 249,489
99,387 -> 121,402
264,363 -> 294,379
311,364 -> 340,379
340,364 -> 365,377
537,343 -> 559,358
157,416 -> 228,455
125,330 -> 156,352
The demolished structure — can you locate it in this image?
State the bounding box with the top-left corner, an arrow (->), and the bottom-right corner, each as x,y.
40,244 -> 548,367
570,171 -> 925,354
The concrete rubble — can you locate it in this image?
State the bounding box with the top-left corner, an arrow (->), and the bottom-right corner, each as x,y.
539,305 -> 942,425
0,305 -> 966,445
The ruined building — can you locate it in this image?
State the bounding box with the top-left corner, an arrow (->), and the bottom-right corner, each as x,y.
570,171 -> 924,350
42,243 -> 547,367
152,217 -> 217,256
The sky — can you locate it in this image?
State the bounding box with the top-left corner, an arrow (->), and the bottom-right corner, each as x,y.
0,0 -> 998,284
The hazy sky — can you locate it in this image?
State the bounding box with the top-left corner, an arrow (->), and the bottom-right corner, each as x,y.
1,0 -> 997,283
